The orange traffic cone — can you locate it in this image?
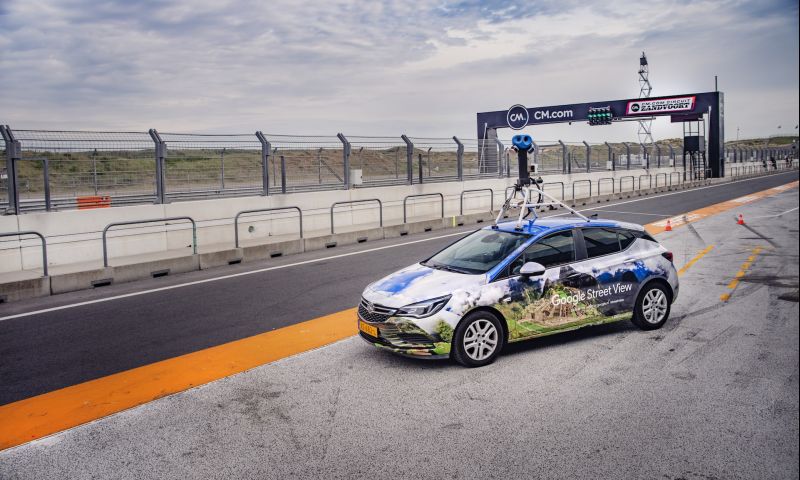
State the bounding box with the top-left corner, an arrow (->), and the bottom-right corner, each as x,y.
665,219 -> 672,231
737,214 -> 745,225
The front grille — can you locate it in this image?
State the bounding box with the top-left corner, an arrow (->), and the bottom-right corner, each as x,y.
358,298 -> 395,323
395,332 -> 435,345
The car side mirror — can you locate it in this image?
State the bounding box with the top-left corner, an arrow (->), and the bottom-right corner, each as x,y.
519,262 -> 546,278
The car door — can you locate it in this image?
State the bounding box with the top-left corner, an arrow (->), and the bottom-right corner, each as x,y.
571,227 -> 638,316
489,229 -> 579,341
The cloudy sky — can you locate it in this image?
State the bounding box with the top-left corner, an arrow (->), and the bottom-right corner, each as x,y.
1,0 -> 798,142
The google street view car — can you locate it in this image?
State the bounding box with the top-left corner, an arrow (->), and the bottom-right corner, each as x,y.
357,134 -> 678,367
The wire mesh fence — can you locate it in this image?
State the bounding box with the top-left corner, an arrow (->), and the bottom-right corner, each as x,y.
2,125 -> 791,213
347,136 -> 409,186
12,130 -> 156,208
159,133 -> 263,198
264,134 -> 346,191
408,137 -> 459,182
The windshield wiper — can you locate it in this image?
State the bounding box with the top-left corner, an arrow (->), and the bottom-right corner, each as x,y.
435,264 -> 473,274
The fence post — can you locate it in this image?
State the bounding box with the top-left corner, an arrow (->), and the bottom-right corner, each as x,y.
1,126 -> 21,215
668,144 -> 675,168
280,155 -> 287,193
337,133 -> 351,189
654,143 -> 662,168
496,138 -> 506,177
640,143 -> 648,169
453,136 -> 464,181
401,134 -> 414,185
604,141 -> 614,172
623,142 -> 631,170
148,129 -> 167,204
582,141 -> 591,173
558,140 -> 567,174
255,131 -> 270,196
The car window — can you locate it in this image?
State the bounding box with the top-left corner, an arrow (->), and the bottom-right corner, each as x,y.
424,229 -> 529,274
506,230 -> 575,277
619,230 -> 636,250
582,228 -> 621,258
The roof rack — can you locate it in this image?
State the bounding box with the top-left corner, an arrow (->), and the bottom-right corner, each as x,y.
494,183 -> 589,231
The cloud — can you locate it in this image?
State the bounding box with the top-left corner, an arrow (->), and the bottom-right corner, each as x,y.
0,0 -> 797,142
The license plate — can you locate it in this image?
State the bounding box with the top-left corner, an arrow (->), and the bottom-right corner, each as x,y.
359,320 -> 378,338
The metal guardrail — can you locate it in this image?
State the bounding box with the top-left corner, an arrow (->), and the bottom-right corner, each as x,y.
102,217 -> 197,267
572,179 -> 591,201
543,181 -> 565,201
654,172 -> 667,187
597,177 -> 614,195
330,199 -> 382,234
619,175 -> 635,192
235,207 -> 303,247
460,188 -> 493,215
403,193 -> 444,223
639,174 -> 652,190
669,172 -> 682,186
0,230 -> 48,276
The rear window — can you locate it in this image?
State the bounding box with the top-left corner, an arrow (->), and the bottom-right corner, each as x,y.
582,228 -> 621,258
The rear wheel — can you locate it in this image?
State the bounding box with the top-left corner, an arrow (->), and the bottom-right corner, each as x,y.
631,283 -> 671,330
451,311 -> 504,367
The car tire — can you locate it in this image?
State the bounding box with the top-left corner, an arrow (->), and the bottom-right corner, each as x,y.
451,311 -> 504,368
631,282 -> 671,330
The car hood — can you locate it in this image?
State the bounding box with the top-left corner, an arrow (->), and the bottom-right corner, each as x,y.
363,262 -> 485,308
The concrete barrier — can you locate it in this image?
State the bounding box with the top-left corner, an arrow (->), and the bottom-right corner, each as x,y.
0,275 -> 49,303
50,267 -> 113,295
199,248 -> 244,270
111,255 -> 200,284
240,239 -> 305,263
303,227 -> 385,252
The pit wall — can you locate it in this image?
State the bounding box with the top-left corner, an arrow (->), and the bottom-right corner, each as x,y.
0,163 -> 769,274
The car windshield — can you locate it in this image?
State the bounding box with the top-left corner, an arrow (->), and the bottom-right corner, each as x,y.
423,229 -> 529,274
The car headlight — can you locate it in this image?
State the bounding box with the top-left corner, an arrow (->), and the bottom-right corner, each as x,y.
395,295 -> 451,318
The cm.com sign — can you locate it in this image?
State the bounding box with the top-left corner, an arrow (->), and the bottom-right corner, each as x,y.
507,104 -> 574,129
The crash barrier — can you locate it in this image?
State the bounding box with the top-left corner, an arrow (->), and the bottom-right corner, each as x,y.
0,231 -> 48,277
572,179 -> 592,200
403,193 -> 444,223
669,172 -> 682,186
619,175 -> 635,192
639,174 -> 652,190
235,207 -> 303,248
655,173 -> 667,188
103,217 -> 197,267
330,199 -> 383,234
460,188 -> 494,215
597,177 -> 615,195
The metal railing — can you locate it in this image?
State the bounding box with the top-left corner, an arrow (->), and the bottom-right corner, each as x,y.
6,125 -> 793,214
619,176 -> 635,192
102,217 -> 197,267
460,188 -> 494,215
330,199 -> 383,234
0,230 -> 48,276
597,177 -> 615,195
403,193 -> 444,223
234,207 -> 303,247
572,179 -> 592,201
639,174 -> 652,190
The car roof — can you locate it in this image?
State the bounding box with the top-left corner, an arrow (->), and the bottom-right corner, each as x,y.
486,216 -> 644,237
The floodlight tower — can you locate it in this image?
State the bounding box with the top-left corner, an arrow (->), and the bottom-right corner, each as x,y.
637,52 -> 655,146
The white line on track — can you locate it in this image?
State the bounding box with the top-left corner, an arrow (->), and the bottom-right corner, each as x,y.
745,206 -> 799,219
1,173 -> 797,321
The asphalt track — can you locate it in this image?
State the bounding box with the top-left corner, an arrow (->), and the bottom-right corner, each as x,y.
0,171 -> 797,407
0,172 -> 797,479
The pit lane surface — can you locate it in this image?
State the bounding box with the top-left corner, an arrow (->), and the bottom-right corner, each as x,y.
0,173 -> 797,479
0,171 -> 797,407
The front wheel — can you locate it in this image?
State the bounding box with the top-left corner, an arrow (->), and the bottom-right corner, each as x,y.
451,311 -> 504,367
631,283 -> 671,330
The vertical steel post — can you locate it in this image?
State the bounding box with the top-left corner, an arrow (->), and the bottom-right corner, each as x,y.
454,136 -> 464,181
401,135 -> 413,185
582,141 -> 590,173
655,144 -> 662,168
604,142 -> 614,172
280,155 -> 287,194
148,129 -> 167,204
337,133 -> 351,189
1,126 -> 21,215
418,153 -> 424,183
558,140 -> 567,174
640,143 -> 649,169
496,139 -> 505,177
220,147 -> 226,190
42,158 -> 52,211
92,148 -> 99,195
623,142 -> 631,170
255,131 -> 270,196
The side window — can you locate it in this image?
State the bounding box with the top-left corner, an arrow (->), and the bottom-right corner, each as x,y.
507,230 -> 575,276
619,230 -> 636,250
582,228 -> 621,258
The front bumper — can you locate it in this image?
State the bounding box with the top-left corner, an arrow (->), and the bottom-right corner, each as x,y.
357,317 -> 451,359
